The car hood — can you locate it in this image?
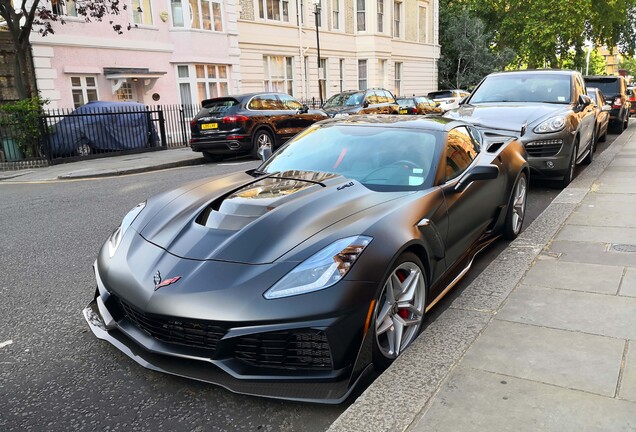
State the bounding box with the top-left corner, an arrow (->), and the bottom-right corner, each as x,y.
138,170 -> 407,264
446,103 -> 568,132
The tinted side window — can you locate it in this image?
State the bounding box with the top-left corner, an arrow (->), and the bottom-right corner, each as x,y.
248,95 -> 284,110
445,127 -> 479,181
279,94 -> 303,110
384,90 -> 396,103
367,91 -> 380,104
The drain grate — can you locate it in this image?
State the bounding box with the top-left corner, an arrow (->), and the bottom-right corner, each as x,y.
608,243 -> 636,253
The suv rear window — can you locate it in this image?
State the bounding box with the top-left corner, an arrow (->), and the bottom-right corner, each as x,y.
201,98 -> 239,114
584,77 -> 621,96
428,91 -> 454,99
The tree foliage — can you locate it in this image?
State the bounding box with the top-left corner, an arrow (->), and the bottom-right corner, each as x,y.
438,8 -> 514,89
441,0 -> 636,75
619,56 -> 636,77
0,0 -> 129,100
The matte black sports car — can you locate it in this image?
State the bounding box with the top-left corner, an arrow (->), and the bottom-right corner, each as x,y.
83,116 -> 529,403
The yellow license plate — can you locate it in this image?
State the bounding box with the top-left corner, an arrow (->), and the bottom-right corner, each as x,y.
201,123 -> 218,130
399,109 -> 408,114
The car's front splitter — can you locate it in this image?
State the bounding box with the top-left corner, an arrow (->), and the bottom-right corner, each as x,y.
83,297 -> 375,404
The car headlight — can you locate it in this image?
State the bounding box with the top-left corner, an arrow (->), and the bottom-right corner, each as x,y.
108,202 -> 146,258
534,116 -> 566,133
263,235 -> 373,299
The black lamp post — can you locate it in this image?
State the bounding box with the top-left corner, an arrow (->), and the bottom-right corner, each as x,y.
311,0 -> 323,106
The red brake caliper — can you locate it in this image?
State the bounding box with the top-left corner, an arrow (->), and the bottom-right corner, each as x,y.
396,270 -> 410,319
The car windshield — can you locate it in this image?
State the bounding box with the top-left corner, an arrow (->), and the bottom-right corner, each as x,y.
323,92 -> 365,108
586,78 -> 620,96
587,91 -> 599,104
470,74 -> 572,104
397,99 -> 415,107
259,124 -> 442,191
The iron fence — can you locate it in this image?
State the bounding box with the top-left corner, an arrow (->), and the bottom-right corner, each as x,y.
0,104 -> 203,164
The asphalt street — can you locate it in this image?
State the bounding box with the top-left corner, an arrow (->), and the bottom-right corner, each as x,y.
0,132 -> 619,431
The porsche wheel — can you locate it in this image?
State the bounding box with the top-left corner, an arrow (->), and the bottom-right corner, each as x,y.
503,172 -> 527,240
251,129 -> 274,159
583,129 -> 595,165
559,141 -> 577,189
372,253 -> 426,370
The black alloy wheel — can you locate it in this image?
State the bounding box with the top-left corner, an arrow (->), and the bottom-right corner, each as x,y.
583,129 -> 595,165
559,140 -> 578,189
251,129 -> 274,159
372,252 -> 427,370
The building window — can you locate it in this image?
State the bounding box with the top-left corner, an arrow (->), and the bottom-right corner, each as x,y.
393,1 -> 402,38
418,5 -> 427,43
132,0 -> 153,25
171,0 -> 223,31
377,0 -> 384,33
378,59 -> 386,88
258,0 -> 290,22
358,59 -> 367,90
332,0 -> 340,30
394,62 -> 402,96
319,58 -> 328,100
356,0 -> 366,31
115,82 -> 135,101
52,0 -> 77,16
70,76 -> 98,108
176,64 -> 229,104
304,56 -> 310,97
263,56 -> 294,95
339,59 -> 345,92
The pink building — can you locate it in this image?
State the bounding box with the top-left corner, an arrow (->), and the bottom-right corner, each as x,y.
30,0 -> 241,109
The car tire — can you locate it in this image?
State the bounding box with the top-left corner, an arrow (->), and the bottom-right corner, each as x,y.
503,172 -> 528,240
624,114 -> 629,130
559,140 -> 578,189
372,252 -> 427,371
202,151 -> 224,163
612,119 -> 625,134
599,127 -> 607,143
583,130 -> 595,165
251,129 -> 274,160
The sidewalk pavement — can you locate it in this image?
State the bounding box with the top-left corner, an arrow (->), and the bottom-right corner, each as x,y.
0,147 -> 206,182
330,126 -> 636,432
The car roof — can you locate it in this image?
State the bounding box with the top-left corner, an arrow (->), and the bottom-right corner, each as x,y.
487,69 -> 578,77
202,92 -> 294,105
585,75 -> 624,80
316,115 -> 467,132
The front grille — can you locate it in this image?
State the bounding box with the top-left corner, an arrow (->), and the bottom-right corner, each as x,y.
525,139 -> 563,157
234,329 -> 333,370
119,299 -> 226,352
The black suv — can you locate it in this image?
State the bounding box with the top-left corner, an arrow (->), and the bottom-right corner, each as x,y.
584,75 -> 630,133
190,92 -> 329,161
321,88 -> 400,117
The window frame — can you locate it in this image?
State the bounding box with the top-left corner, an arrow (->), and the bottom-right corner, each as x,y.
356,0 -> 366,32
358,59 -> 368,91
70,75 -> 99,108
394,61 -> 402,97
175,64 -> 230,105
263,55 -> 295,96
332,0 -> 342,30
52,0 -> 78,17
258,0 -> 290,22
170,0 -> 224,31
131,0 -> 154,26
393,0 -> 402,38
377,0 -> 384,33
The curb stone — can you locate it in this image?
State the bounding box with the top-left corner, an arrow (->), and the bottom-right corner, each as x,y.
56,157 -> 206,180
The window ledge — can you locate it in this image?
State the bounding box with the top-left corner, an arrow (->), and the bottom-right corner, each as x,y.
131,24 -> 159,31
169,27 -> 225,34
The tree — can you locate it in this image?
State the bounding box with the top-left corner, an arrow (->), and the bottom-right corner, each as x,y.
438,8 -> 514,89
0,0 -> 129,100
619,55 -> 636,77
451,0 -> 636,69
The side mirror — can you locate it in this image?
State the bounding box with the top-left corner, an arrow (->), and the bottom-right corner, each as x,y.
362,100 -> 370,108
578,94 -> 592,107
602,104 -> 612,112
454,165 -> 499,192
257,145 -> 272,162
458,96 -> 468,106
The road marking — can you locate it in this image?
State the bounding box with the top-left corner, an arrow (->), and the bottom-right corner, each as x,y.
0,340 -> 13,348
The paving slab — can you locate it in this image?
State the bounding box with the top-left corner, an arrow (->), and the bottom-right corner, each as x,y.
550,240 -> 636,267
589,178 -> 636,194
326,308 -> 491,432
556,225 -> 636,245
410,368 -> 636,432
621,343 -> 636,402
619,268 -> 636,298
522,258 -> 623,295
567,199 -> 636,228
461,320 -> 624,396
496,285 -> 636,340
